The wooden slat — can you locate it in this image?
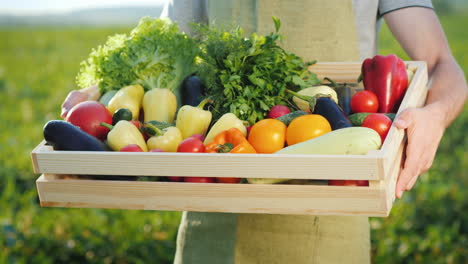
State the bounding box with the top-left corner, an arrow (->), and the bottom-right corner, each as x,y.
36,174 -> 387,216
31,144 -> 381,180
309,62 -> 362,83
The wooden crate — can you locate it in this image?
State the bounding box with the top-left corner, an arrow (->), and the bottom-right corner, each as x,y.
31,62 -> 428,217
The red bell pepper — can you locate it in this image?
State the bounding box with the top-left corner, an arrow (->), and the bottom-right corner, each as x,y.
361,54 -> 408,113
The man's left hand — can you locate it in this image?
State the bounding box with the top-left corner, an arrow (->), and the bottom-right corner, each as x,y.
393,105 -> 446,198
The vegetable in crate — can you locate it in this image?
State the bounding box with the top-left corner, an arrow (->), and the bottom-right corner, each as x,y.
348,112 -> 395,126
112,108 -> 133,125
361,113 -> 393,142
205,128 -> 256,154
292,85 -> 338,113
267,105 -> 291,119
176,99 -> 212,139
147,126 -> 183,152
275,110 -> 308,126
194,18 -> 320,124
248,127 -> 382,184
101,120 -> 148,152
350,90 -> 379,113
287,90 -> 351,130
65,101 -> 112,140
107,84 -> 144,121
181,75 -> 205,106
361,54 -> 408,113
143,88 -> 177,123
77,17 -> 199,104
286,114 -> 331,146
203,113 -> 246,145
43,120 -> 107,151
248,119 -> 286,154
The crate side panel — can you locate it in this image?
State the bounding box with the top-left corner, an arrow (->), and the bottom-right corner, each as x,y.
36,175 -> 387,216
33,151 -> 381,180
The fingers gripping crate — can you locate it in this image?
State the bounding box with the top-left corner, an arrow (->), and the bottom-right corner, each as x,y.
31,62 -> 428,217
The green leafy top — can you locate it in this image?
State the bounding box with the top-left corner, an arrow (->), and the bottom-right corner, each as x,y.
76,17 -> 200,100
194,18 -> 320,125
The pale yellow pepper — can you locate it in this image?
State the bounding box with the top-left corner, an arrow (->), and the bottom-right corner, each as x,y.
107,84 -> 144,120
147,127 -> 182,152
102,120 -> 148,152
143,88 -> 177,123
176,99 -> 212,139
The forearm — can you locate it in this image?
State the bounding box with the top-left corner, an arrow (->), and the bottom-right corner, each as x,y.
424,56 -> 468,128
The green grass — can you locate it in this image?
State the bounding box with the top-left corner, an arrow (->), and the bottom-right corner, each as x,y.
0,13 -> 467,263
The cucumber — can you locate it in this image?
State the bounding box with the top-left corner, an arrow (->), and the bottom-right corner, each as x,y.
248,127 -> 381,184
349,113 -> 396,126
276,110 -> 308,126
43,120 -> 107,151
112,108 -> 133,125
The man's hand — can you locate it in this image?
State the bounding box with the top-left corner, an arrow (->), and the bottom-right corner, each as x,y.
385,7 -> 468,199
393,105 -> 445,198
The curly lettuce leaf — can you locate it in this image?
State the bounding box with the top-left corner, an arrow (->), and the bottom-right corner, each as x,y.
76,17 -> 200,101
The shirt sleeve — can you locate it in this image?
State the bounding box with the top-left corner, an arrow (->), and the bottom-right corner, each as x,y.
160,0 -> 208,35
379,0 -> 433,16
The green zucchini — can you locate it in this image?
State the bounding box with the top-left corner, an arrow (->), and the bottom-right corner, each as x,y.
99,90 -> 118,106
248,127 -> 382,184
276,110 -> 308,126
348,113 -> 396,126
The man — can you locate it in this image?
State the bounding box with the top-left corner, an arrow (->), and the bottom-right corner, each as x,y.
62,0 -> 467,263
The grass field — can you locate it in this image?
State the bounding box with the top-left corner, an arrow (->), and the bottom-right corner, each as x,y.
0,14 -> 467,263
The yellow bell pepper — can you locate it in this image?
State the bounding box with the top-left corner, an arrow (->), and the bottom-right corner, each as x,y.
143,88 -> 177,123
147,126 -> 182,152
107,84 -> 144,120
176,99 -> 212,139
203,113 -> 246,145
101,120 -> 148,151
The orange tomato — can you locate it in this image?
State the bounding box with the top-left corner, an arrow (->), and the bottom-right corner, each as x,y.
248,119 -> 286,153
286,114 -> 331,146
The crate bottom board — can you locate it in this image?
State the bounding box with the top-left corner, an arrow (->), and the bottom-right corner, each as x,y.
36,174 -> 390,217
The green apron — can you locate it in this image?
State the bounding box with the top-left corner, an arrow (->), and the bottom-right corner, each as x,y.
174,1 -> 370,263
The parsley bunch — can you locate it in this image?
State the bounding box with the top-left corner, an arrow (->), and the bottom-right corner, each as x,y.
195,18 -> 320,125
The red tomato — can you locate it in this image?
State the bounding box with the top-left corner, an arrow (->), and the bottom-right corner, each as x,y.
216,177 -> 242,184
328,180 -> 369,186
167,176 -> 183,182
361,113 -> 392,142
177,137 -> 205,153
350,90 -> 379,113
120,144 -> 143,152
184,177 -> 215,183
66,101 -> 112,140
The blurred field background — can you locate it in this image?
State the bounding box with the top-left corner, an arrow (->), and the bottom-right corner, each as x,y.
0,1 -> 466,263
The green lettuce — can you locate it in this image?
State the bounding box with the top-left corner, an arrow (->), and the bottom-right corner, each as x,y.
76,17 -> 199,101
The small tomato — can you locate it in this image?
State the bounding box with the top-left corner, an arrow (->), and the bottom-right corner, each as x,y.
328,180 -> 369,186
184,177 -> 215,183
248,119 -> 286,153
350,90 -> 379,113
286,114 -> 331,146
216,177 -> 242,184
177,137 -> 205,153
361,113 -> 392,142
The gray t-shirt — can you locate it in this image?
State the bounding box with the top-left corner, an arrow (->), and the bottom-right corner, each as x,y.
161,0 -> 433,60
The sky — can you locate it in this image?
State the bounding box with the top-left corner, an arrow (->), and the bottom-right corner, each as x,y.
0,0 -> 168,15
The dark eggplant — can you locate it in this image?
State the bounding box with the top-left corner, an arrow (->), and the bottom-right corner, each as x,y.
181,75 -> 205,106
313,97 -> 352,130
43,120 -> 107,151
334,85 -> 355,116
